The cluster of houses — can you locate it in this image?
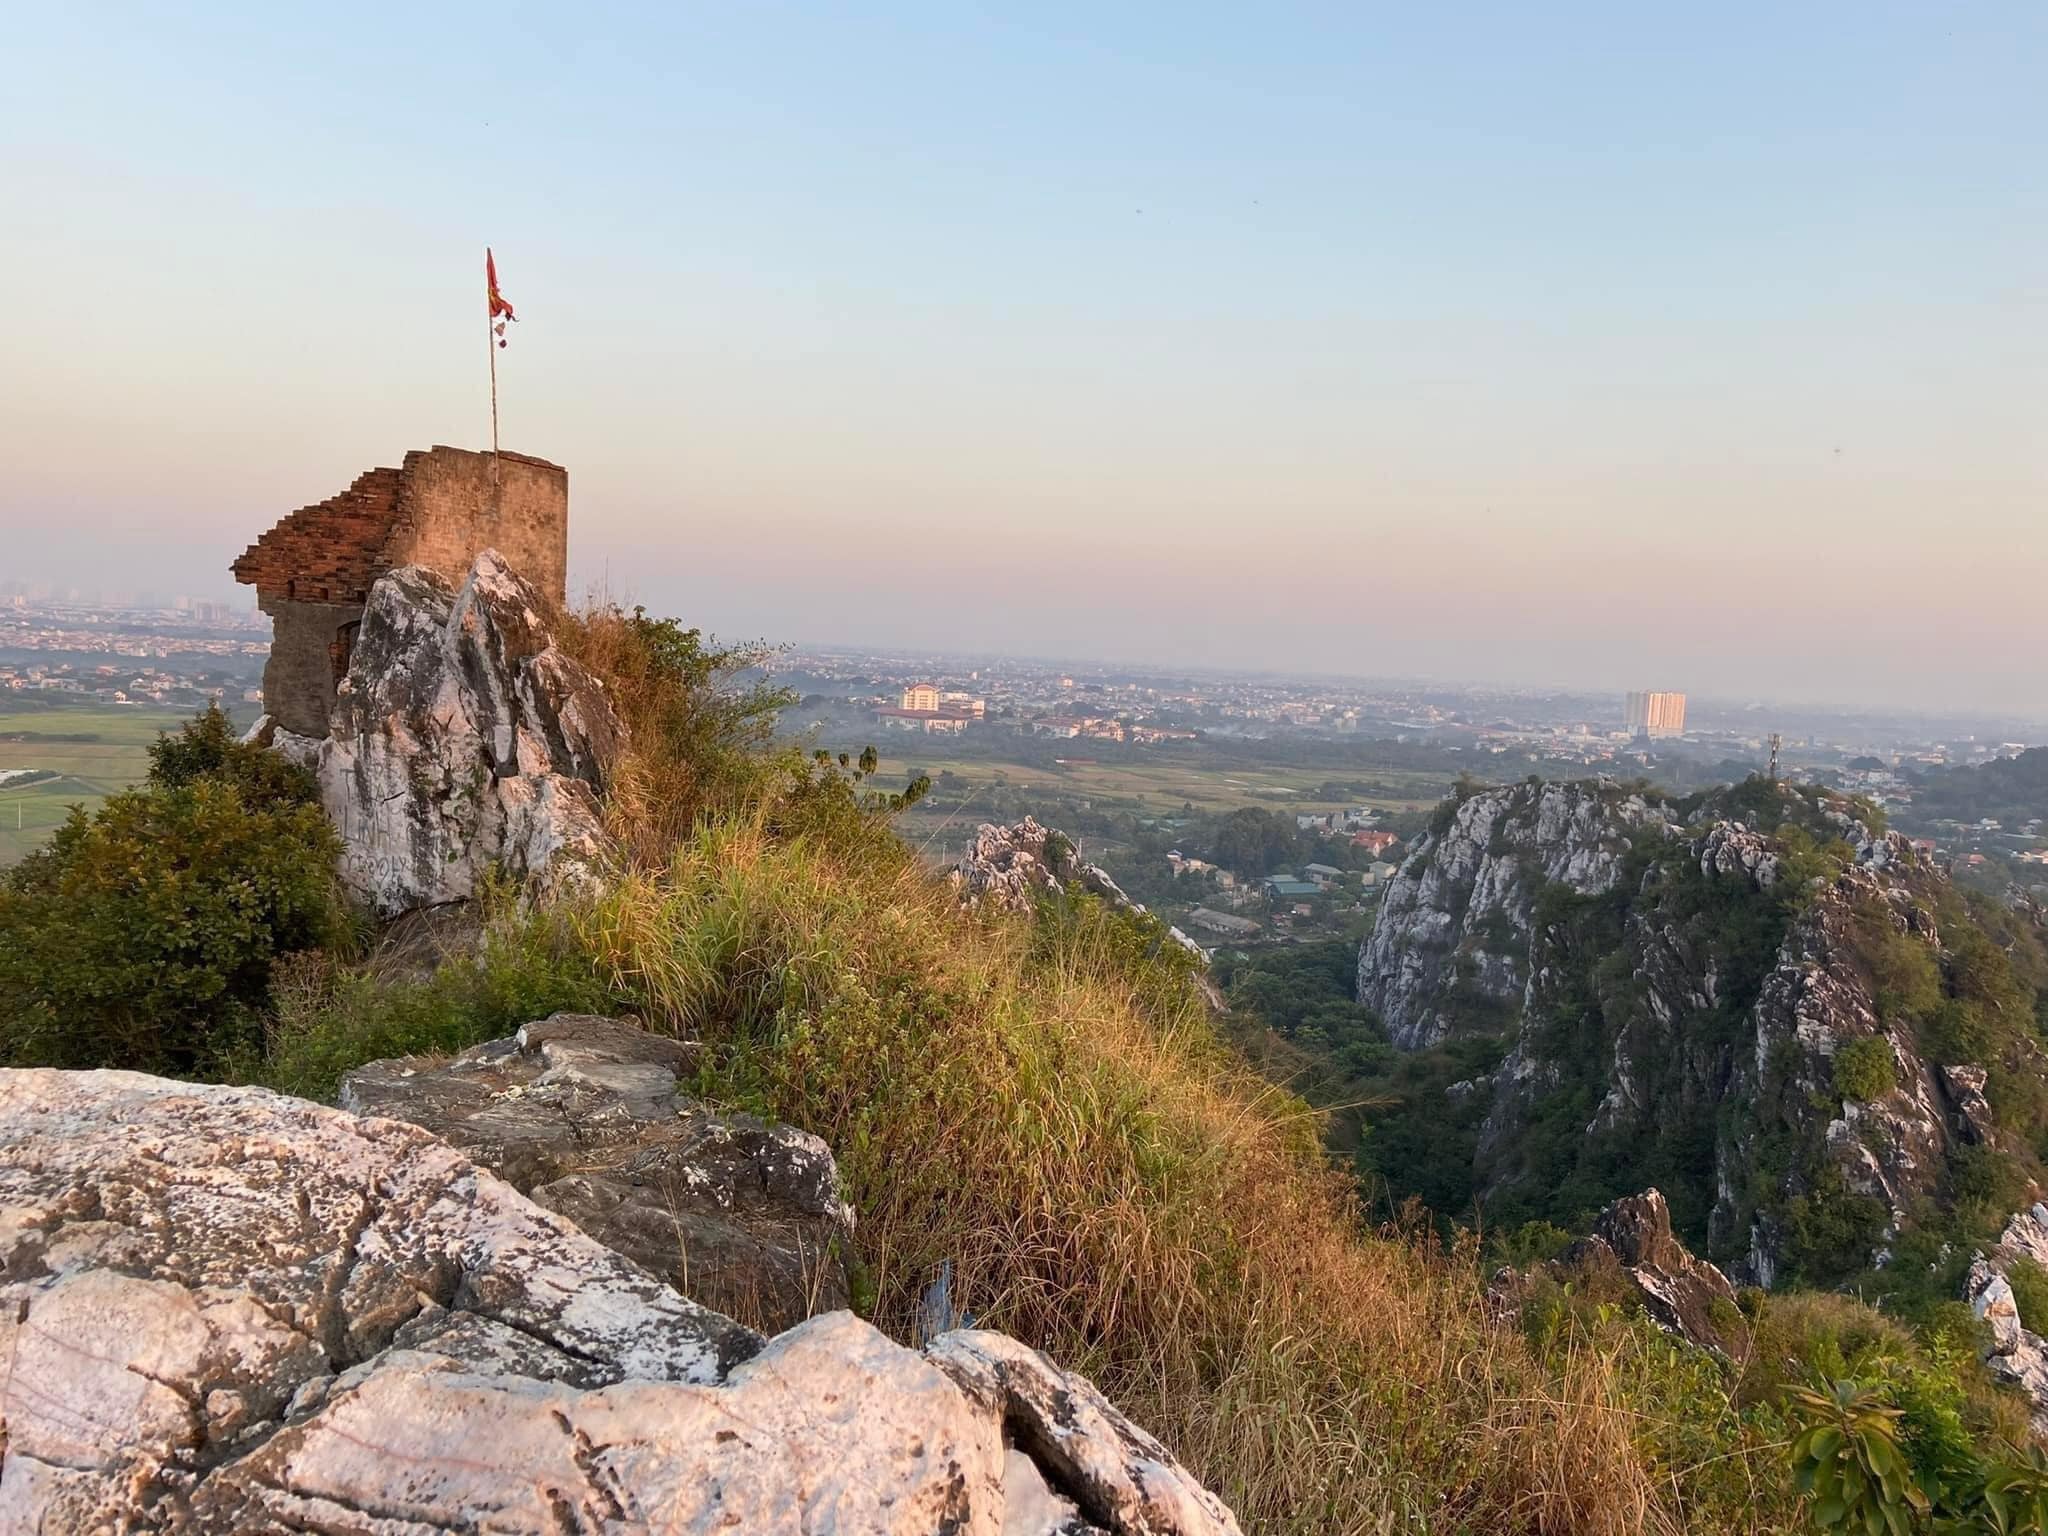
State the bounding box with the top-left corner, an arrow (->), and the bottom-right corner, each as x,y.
874,682 -> 987,735
1173,829 -> 1406,946
0,661 -> 254,710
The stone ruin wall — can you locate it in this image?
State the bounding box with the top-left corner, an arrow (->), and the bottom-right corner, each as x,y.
383,448 -> 567,607
233,446 -> 568,738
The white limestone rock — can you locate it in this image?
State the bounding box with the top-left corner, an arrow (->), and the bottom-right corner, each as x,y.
337,1012 -> 857,1331
0,1067 -> 1242,1535
955,817 -> 1207,963
315,548 -> 625,917
1358,780 -> 1671,1050
930,1329 -> 1244,1536
1956,1206 -> 2048,1438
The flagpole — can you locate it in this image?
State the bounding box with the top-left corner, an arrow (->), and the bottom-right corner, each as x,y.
485,255 -> 500,474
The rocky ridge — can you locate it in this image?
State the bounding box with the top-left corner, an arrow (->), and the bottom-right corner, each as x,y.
1967,1206 -> 2048,1437
1569,1189 -> 1742,1354
1358,781 -> 1673,1051
956,817 -> 1207,961
0,1065 -> 1241,1534
1358,777 -> 1990,1286
1492,1189 -> 1742,1356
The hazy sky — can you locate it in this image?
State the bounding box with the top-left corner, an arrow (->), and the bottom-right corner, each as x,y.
3,3 -> 2043,714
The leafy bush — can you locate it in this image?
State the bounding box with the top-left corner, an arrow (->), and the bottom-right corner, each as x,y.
2009,1259 -> 2048,1336
1787,1379 -> 1928,1534
250,906 -> 615,1099
1783,1167 -> 1892,1284
1488,1219 -> 1576,1269
0,709 -> 345,1074
1858,922 -> 1943,1026
146,701 -> 316,811
1787,1374 -> 2048,1534
1835,1037 -> 1899,1102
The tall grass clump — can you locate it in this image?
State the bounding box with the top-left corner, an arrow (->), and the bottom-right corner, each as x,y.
556,604 -> 798,869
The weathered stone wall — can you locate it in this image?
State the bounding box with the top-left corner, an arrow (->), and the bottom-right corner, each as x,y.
384,447 -> 567,607
257,596 -> 361,737
235,445 -> 569,737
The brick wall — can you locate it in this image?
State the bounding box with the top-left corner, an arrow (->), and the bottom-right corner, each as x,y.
235,444 -> 569,736
231,467 -> 404,604
259,596 -> 363,736
383,447 -> 567,605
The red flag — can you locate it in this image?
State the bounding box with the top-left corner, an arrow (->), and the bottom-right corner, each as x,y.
486,248 -> 517,346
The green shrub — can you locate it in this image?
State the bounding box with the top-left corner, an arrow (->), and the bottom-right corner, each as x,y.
1787,1378 -> 1928,1533
251,906 -> 615,1099
1835,1036 -> 1898,1102
147,701 -> 317,811
1783,1167 -> 1891,1284
0,768 -> 344,1075
1488,1218 -> 1576,1269
1860,923 -> 1942,1025
2010,1259 -> 2048,1336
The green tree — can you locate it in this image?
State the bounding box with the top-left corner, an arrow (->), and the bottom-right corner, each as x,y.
0,710 -> 346,1075
1834,1037 -> 1898,1102
147,701 -> 316,812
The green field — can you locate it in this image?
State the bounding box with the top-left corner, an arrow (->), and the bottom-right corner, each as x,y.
0,703 -> 197,866
850,746 -> 1455,875
875,751 -> 1447,817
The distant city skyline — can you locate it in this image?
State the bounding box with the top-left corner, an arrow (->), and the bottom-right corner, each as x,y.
3,4 -> 2043,716
8,572 -> 2048,739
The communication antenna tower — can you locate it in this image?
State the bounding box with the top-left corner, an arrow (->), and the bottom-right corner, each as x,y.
1767,732 -> 1783,782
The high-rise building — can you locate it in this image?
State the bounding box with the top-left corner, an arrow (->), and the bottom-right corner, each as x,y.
1625,691 -> 1687,738
901,682 -> 941,712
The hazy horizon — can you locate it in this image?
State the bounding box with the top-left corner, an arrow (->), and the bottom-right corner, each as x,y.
4,4 -> 2043,717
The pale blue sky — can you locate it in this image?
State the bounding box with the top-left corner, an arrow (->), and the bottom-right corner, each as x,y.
3,3 -> 2043,712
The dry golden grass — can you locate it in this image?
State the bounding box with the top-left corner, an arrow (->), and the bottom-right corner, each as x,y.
577,818 -> 1759,1533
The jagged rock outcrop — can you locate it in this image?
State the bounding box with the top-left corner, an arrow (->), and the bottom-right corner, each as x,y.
1967,1206 -> 2048,1436
955,817 -> 1119,913
1361,777 -> 1987,1286
1698,842 -> 1951,1285
1567,1190 -> 1742,1354
338,1013 -> 855,1332
307,549 -> 625,917
1358,781 -> 1672,1050
1491,1189 -> 1744,1354
957,817 -> 1207,961
0,1068 -> 1241,1535
1941,1063 -> 1998,1146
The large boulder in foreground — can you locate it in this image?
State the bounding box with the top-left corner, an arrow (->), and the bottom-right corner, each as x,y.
311,548 -> 625,916
339,1012 -> 855,1332
0,1068 -> 1241,1535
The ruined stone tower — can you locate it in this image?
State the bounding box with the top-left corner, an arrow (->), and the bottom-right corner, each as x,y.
232,445 -> 567,737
